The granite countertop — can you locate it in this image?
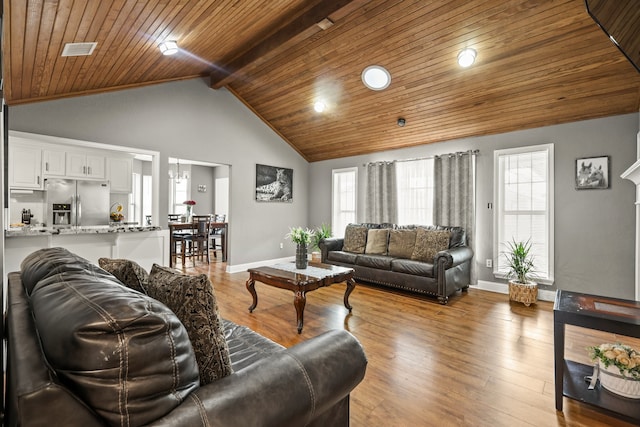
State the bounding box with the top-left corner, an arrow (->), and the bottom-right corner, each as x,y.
5,225 -> 162,237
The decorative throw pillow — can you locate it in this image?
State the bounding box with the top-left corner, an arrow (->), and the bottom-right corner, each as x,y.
98,258 -> 149,294
365,229 -> 390,255
388,229 -> 417,259
147,264 -> 233,384
411,228 -> 451,262
342,225 -> 368,253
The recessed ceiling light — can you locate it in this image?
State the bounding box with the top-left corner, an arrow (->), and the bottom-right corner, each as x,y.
457,48 -> 477,68
314,101 -> 326,113
159,40 -> 179,56
361,65 -> 391,91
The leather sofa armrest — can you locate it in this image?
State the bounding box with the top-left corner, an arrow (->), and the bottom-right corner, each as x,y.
319,237 -> 344,262
148,330 -> 367,427
434,246 -> 474,269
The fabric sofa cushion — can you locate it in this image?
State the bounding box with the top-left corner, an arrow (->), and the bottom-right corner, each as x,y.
387,229 -> 417,258
23,249 -> 200,427
411,228 -> 451,262
343,225 -> 368,253
391,258 -> 435,278
365,229 -> 389,255
98,257 -> 149,294
147,264 -> 233,385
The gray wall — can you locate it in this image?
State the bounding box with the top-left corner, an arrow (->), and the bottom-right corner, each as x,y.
9,78 -> 309,265
309,113 -> 640,299
190,164 -> 215,214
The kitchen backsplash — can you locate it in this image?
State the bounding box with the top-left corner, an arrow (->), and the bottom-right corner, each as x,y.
10,190 -> 130,227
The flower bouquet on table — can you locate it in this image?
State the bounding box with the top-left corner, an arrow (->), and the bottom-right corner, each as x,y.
285,226 -> 315,269
589,343 -> 640,398
183,200 -> 196,218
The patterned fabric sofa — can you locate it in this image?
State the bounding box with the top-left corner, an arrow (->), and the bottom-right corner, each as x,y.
319,223 -> 473,304
5,247 -> 367,427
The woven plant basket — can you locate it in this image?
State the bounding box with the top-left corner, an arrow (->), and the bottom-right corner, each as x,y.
508,281 -> 538,306
598,361 -> 640,399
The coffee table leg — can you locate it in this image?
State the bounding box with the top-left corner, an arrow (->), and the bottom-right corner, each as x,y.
246,277 -> 258,312
294,290 -> 306,334
344,279 -> 355,312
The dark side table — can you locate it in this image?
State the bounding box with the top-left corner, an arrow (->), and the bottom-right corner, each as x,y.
554,290 -> 640,423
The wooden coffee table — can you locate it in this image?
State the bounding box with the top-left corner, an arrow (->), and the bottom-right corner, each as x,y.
246,262 -> 355,333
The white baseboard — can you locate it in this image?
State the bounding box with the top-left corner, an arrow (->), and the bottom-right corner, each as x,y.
227,256 -> 295,274
475,280 -> 556,302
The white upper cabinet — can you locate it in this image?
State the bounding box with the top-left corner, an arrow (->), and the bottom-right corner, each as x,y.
107,156 -> 133,193
43,149 -> 66,177
9,143 -> 43,189
67,152 -> 105,179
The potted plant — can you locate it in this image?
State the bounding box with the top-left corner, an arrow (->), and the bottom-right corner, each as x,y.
310,223 -> 332,263
504,239 -> 538,306
285,226 -> 315,269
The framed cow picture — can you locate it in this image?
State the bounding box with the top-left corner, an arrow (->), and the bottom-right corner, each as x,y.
255,164 -> 293,202
575,156 -> 609,190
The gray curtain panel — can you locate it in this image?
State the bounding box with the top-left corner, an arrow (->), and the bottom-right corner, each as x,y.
365,162 -> 398,223
434,151 -> 476,284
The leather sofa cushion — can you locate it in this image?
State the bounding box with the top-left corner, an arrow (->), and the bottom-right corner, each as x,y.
388,229 -> 417,258
365,229 -> 389,255
223,319 -> 285,372
342,224 -> 368,253
147,264 -> 233,385
327,250 -> 359,264
391,258 -> 435,278
24,248 -> 200,427
355,254 -> 393,270
98,257 -> 149,294
411,228 -> 451,262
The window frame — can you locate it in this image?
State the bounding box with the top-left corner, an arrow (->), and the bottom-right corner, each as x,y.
493,143 -> 554,285
331,167 -> 358,238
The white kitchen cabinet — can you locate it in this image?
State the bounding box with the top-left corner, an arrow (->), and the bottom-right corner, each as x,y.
67,152 -> 105,179
107,156 -> 133,193
9,144 -> 43,189
43,149 -> 66,177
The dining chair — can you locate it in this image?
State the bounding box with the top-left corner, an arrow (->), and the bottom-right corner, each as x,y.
168,213 -> 181,222
189,215 -> 212,265
210,214 -> 226,259
171,221 -> 196,267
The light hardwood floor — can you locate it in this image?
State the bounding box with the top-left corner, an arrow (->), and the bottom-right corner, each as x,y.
184,258 -> 639,427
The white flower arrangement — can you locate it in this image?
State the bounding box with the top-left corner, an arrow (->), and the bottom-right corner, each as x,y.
589,343 -> 640,380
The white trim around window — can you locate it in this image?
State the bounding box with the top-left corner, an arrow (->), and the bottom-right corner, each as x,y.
493,143 -> 554,285
332,167 -> 358,238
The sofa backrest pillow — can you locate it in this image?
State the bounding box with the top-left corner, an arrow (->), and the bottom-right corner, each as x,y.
23,249 -> 200,427
388,229 -> 417,258
342,224 -> 368,253
365,229 -> 390,255
99,257 -> 149,294
147,264 -> 233,385
411,228 -> 452,262
20,247 -> 114,295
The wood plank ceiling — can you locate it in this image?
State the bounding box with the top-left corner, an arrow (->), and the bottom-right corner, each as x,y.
3,0 -> 640,162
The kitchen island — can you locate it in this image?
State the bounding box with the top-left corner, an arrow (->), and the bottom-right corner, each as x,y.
5,225 -> 170,274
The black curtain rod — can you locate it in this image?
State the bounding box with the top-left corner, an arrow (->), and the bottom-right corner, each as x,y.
364,149 -> 479,167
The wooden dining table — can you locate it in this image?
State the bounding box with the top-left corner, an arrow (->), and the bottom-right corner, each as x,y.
168,221 -> 227,266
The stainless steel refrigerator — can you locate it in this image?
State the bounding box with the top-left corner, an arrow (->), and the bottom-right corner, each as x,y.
45,179 -> 111,227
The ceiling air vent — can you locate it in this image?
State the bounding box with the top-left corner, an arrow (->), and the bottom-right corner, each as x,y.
61,42 -> 97,57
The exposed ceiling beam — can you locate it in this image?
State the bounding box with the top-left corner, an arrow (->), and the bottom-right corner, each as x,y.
209,0 -> 366,89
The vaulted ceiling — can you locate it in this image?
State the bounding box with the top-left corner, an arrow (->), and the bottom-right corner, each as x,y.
3,0 -> 640,162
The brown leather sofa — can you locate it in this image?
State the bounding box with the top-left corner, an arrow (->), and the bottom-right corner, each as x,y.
320,223 -> 473,304
5,248 -> 367,426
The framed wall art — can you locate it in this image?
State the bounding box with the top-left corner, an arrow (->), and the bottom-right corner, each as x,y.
575,155 -> 609,190
255,164 -> 293,202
